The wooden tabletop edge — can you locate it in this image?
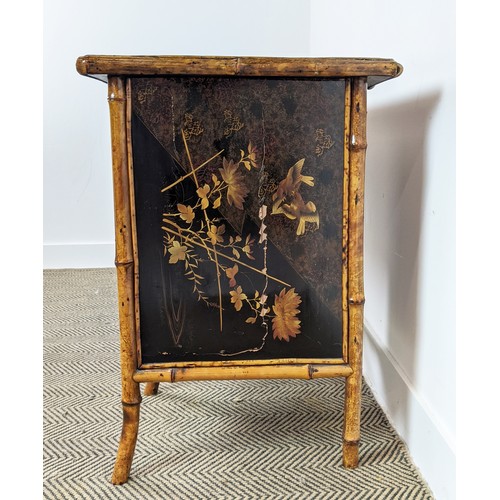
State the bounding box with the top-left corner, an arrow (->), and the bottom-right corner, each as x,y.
76,55 -> 403,82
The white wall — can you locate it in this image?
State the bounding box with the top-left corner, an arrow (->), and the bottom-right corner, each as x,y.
43,0 -> 311,268
310,1 -> 455,499
44,1 -> 455,497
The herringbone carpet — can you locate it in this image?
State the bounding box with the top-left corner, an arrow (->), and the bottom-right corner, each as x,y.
43,268 -> 434,499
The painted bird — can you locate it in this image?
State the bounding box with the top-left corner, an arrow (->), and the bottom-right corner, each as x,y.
277,192 -> 319,236
272,158 -> 314,210
272,159 -> 319,235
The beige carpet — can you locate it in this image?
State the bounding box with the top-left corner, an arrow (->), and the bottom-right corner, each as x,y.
43,268 -> 434,499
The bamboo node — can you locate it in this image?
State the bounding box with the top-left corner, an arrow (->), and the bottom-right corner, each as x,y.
348,296 -> 365,305
122,399 -> 142,406
350,135 -> 367,151
108,93 -> 126,102
343,438 -> 360,445
115,259 -> 134,268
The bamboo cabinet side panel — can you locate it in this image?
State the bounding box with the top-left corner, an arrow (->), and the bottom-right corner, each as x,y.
125,76 -> 351,370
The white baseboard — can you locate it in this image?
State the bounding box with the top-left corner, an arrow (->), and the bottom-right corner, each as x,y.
43,243 -> 115,269
363,323 -> 455,500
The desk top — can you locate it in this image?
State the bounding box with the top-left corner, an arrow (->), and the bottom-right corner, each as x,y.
76,55 -> 402,89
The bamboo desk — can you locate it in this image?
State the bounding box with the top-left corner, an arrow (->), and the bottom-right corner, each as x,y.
76,55 -> 402,484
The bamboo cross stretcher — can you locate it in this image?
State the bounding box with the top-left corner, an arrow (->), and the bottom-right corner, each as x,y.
77,56 -> 402,484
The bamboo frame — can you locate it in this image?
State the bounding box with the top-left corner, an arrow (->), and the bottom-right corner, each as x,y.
124,78 -> 144,370
107,76 -> 141,485
133,364 -> 354,383
133,77 -> 352,371
343,77 -> 367,468
143,382 -> 159,396
76,55 -> 402,89
342,79 -> 352,363
140,357 -> 347,370
86,56 -> 402,484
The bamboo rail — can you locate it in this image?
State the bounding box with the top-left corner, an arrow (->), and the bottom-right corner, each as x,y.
342,79 -> 351,363
125,78 -> 142,369
140,357 -> 346,369
76,55 -> 402,88
133,364 -> 353,384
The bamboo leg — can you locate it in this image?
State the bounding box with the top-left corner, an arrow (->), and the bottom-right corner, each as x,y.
108,76 -> 142,485
343,77 -> 367,469
112,404 -> 140,484
144,382 -> 160,396
343,315 -> 363,468
111,263 -> 142,485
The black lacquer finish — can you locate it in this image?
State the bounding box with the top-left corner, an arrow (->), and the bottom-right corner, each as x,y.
130,77 -> 346,364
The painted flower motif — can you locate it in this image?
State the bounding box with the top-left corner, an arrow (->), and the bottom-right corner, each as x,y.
242,234 -> 255,260
247,142 -> 259,169
219,158 -> 249,210
241,142 -> 259,170
225,264 -> 239,287
272,288 -> 302,341
177,204 -> 195,224
207,224 -> 225,245
196,184 -> 210,209
168,240 -> 187,264
230,286 -> 247,312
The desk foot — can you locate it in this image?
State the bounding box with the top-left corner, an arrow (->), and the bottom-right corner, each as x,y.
342,440 -> 359,468
144,382 -> 160,396
111,403 -> 140,485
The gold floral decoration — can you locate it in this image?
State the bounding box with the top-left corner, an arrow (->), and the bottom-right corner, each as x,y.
207,224 -> 225,245
219,158 -> 249,210
230,286 -> 247,312
161,129 -> 312,346
196,184 -> 211,210
315,128 -> 333,156
223,109 -> 244,137
177,204 -> 195,224
137,82 -> 158,104
240,142 -> 259,170
168,240 -> 187,264
225,264 -> 239,287
272,288 -> 302,341
183,113 -> 204,141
